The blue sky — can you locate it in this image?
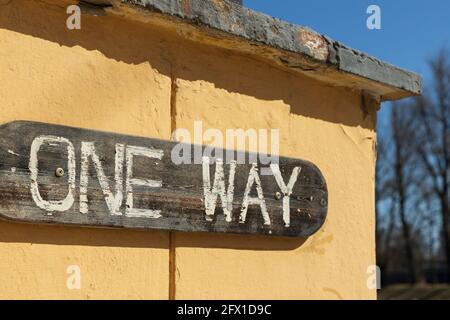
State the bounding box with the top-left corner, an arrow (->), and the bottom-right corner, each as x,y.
245,0 -> 450,124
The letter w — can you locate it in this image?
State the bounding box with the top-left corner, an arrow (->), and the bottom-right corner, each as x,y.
202,157 -> 236,222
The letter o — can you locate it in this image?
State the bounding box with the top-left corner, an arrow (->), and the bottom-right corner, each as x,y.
29,136 -> 76,213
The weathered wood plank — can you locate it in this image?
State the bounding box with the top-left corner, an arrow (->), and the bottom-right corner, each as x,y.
0,121 -> 328,237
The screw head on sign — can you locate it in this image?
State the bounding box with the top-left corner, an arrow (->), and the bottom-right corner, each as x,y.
55,168 -> 65,177
274,192 -> 282,200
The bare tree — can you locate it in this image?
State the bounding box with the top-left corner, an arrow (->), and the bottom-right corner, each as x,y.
413,49 -> 450,281
390,102 -> 420,283
376,127 -> 396,281
376,99 -> 422,284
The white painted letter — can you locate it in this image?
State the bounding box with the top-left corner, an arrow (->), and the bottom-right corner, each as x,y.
29,136 -> 76,214
125,146 -> 163,218
239,163 -> 270,225
202,157 -> 236,222
270,164 -> 301,227
80,142 -> 125,215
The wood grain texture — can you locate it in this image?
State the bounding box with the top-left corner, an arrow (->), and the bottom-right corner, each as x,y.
0,121 -> 328,237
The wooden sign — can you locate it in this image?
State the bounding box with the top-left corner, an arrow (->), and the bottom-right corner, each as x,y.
0,121 -> 328,237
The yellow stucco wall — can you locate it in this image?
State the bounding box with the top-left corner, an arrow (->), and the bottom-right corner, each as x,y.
0,0 -> 377,299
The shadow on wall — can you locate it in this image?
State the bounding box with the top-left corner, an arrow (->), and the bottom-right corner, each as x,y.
0,0 -> 374,130
0,0 -> 366,251
0,220 -> 306,250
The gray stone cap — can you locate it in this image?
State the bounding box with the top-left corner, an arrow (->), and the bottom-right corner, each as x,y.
98,0 -> 422,100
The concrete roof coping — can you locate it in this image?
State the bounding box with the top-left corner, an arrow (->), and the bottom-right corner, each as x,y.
91,0 -> 422,101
